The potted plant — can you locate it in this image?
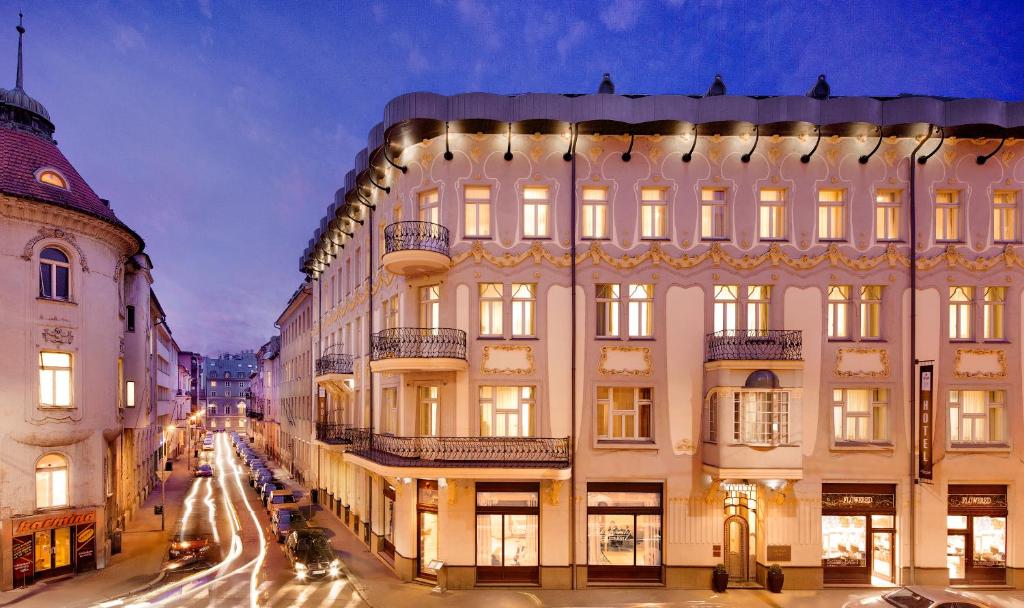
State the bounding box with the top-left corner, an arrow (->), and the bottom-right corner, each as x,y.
712,563 -> 729,592
766,563 -> 784,593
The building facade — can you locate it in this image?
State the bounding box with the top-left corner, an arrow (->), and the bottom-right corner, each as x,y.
274,285 -> 315,484
203,351 -> 256,433
280,75 -> 1024,590
247,336 -> 281,459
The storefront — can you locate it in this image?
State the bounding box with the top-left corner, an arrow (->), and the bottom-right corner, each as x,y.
10,509 -> 97,588
947,485 -> 1007,585
821,483 -> 896,585
417,480 -> 439,580
586,482 -> 663,583
381,482 -> 396,561
475,483 -> 539,584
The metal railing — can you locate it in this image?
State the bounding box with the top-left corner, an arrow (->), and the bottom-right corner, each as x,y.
371,327 -> 467,361
705,329 -> 802,361
315,353 -> 354,376
383,221 -> 450,257
349,433 -> 569,468
316,422 -> 357,445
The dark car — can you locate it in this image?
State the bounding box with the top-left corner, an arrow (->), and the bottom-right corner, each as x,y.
194,464 -> 214,478
271,506 -> 308,543
284,529 -> 338,581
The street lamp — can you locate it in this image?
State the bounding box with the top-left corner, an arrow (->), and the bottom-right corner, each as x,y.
158,424 -> 175,531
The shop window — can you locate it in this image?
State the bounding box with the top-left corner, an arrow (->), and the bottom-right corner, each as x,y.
700,188 -> 728,239
596,387 -> 652,442
39,247 -> 71,301
832,388 -> 889,443
381,483 -> 396,559
582,186 -> 609,239
464,185 -> 491,238
586,483 -> 662,581
417,480 -> 439,579
639,187 -> 667,239
948,486 -> 1007,584
821,484 -> 896,584
479,386 -> 535,437
949,390 -> 1005,445
39,351 -> 72,407
476,483 -> 539,583
875,190 -> 901,241
758,188 -> 786,240
732,391 -> 789,445
36,453 -> 69,508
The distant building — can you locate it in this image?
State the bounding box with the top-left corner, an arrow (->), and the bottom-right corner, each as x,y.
248,336 -> 281,459
203,351 -> 256,432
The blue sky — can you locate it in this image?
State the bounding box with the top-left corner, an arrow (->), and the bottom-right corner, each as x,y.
4,0 -> 1023,354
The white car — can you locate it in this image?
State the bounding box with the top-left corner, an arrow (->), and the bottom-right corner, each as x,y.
844,586 -> 993,608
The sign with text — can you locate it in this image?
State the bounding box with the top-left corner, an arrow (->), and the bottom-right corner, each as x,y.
76,522 -> 96,571
12,534 -> 33,585
14,509 -> 96,535
918,364 -> 934,481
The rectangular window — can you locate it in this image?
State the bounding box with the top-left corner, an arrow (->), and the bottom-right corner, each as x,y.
381,387 -> 398,435
994,191 -> 1018,243
479,386 -> 535,437
479,283 -> 504,337
417,385 -> 441,436
418,189 -> 440,224
465,185 -> 492,237
586,484 -> 662,575
476,484 -> 539,579
511,283 -> 536,337
639,187 -> 667,239
949,286 -> 974,340
860,286 -> 883,339
713,285 -> 738,332
582,186 -> 609,239
984,287 -> 1006,340
936,190 -> 961,242
828,285 -> 851,339
949,390 -> 1005,444
758,188 -> 786,240
818,189 -> 846,240
627,284 -> 653,338
596,284 -> 620,338
876,190 -> 902,241
420,285 -> 441,329
387,295 -> 399,329
522,186 -> 550,238
596,387 -> 652,442
126,380 -> 136,407
700,188 -> 727,239
39,351 -> 71,407
733,391 -> 789,445
746,285 -> 770,331
126,305 -> 135,332
832,388 -> 889,443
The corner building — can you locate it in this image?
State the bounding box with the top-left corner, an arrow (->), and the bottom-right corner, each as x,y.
290,75 -> 1024,590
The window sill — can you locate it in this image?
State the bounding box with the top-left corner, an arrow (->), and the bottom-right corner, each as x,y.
818,239 -> 848,244
981,340 -> 1011,345
730,442 -> 799,449
949,339 -> 978,344
580,236 -> 610,241
640,237 -> 670,242
509,336 -> 539,341
759,238 -> 788,243
521,236 -> 550,241
947,443 -> 1011,453
595,440 -> 657,450
37,297 -> 77,306
462,236 -> 492,240
38,405 -> 75,410
830,442 -> 894,452
701,237 -> 730,242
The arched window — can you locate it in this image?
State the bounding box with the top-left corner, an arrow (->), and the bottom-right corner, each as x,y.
223,371 -> 230,379
36,453 -> 69,508
39,247 -> 70,300
36,168 -> 68,190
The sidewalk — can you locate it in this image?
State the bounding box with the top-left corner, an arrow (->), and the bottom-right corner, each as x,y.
0,455 -> 193,608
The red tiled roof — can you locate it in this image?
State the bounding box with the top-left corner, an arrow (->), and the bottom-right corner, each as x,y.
0,127 -> 141,248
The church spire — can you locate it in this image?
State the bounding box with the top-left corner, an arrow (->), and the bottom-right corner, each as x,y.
15,12 -> 24,90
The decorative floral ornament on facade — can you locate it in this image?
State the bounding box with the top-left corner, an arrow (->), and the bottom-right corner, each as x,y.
21,226 -> 89,271
41,326 -> 74,344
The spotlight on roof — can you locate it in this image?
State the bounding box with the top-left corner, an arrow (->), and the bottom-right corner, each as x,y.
807,74 -> 830,100
705,74 -> 726,97
597,73 -> 615,94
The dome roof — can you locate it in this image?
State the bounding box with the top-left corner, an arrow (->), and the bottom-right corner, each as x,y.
0,16 -> 54,138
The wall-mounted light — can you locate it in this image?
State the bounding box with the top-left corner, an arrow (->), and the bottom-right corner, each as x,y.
438,478 -> 448,489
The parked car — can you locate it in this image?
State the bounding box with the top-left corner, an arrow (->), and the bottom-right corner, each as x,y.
266,490 -> 296,514
194,464 -> 214,478
271,506 -> 308,543
843,586 -> 993,608
284,528 -> 338,581
252,470 -> 274,490
260,480 -> 288,506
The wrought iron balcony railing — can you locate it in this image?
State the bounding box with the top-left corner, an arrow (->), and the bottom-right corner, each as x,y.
315,353 -> 354,376
348,433 -> 570,468
316,422 -> 357,445
705,329 -> 802,362
371,327 -> 467,362
383,221 -> 450,257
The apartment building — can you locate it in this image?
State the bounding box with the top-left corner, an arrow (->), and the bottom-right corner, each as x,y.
248,336 -> 281,460
275,285 -> 315,483
203,352 -> 256,433
287,74 -> 1024,590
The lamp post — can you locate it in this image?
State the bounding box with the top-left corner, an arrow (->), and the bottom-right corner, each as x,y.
158,424 -> 174,531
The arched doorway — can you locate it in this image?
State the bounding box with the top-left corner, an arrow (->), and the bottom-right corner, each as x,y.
724,515 -> 748,580
723,483 -> 757,582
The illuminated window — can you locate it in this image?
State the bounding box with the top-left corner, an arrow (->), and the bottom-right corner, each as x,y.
993,191 -> 1017,243
381,388 -> 398,435
818,189 -> 846,240
935,190 -> 961,242
479,386 -> 535,437
581,186 -> 609,239
713,285 -> 738,332
39,247 -> 70,301
949,390 -> 1005,444
746,285 -> 770,331
476,485 -> 539,574
37,169 -> 68,190
382,294 -> 400,330
36,453 -> 69,508
704,393 -> 719,442
627,284 -> 653,338
417,385 -> 441,436
860,286 -> 883,339
758,188 -> 786,240
419,285 -> 440,329
126,380 -> 136,407
596,387 -> 652,441
700,188 -> 728,239
464,185 -> 491,237
479,283 -> 504,337
832,388 -> 889,443
522,186 -> 550,238
39,351 -> 71,407
984,287 -> 1005,340
827,285 -> 851,339
511,283 -> 536,337
418,189 -> 440,224
876,190 -> 901,241
640,187 -> 667,239
733,391 -> 789,445
596,284 -> 620,338
948,286 -> 974,340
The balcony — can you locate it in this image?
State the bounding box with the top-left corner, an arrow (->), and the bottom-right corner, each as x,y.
346,432 -> 570,469
315,350 -> 354,397
370,327 -> 468,373
381,221 -> 451,276
705,330 -> 802,362
316,422 -> 356,445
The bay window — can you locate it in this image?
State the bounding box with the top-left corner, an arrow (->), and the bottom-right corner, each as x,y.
596,387 -> 652,442
949,390 -> 1005,445
733,391 -> 789,445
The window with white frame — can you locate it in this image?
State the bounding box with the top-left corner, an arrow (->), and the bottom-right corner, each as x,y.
935,190 -> 961,242
818,189 -> 846,240
39,351 -> 71,407
582,186 -> 609,239
522,186 -> 550,238
700,188 -> 728,239
596,284 -> 620,338
949,286 -> 974,340
984,286 -> 1005,340
733,391 -> 789,445
758,188 -> 786,240
713,285 -> 738,332
860,286 -> 883,339
381,387 -> 398,435
746,285 -> 770,331
827,285 -> 851,339
420,285 -> 441,329
387,295 -> 399,329
464,185 -> 492,237
39,247 -> 71,301
627,284 -> 653,338
36,453 -> 69,509
832,388 -> 889,443
705,393 -> 718,442
511,283 -> 536,337
418,385 -> 441,436
949,390 -> 1005,445
640,187 -> 667,239
419,189 -> 440,224
479,386 -> 535,437
596,387 -> 652,442
876,190 -> 902,241
479,283 -> 504,337
993,191 -> 1018,243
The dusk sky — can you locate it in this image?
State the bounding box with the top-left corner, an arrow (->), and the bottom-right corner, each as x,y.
4,0 -> 1022,355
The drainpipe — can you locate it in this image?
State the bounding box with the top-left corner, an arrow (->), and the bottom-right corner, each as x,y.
367,199 -> 375,532
908,124 -> 933,586
568,124 -> 578,590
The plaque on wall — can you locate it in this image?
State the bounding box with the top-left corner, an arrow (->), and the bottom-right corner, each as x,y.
767,545 -> 791,562
712,544 -> 721,557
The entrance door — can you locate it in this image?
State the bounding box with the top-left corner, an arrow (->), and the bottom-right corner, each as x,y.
947,533 -> 967,582
33,527 -> 74,580
33,531 -> 51,575
418,511 -> 439,579
872,532 -> 894,583
724,515 -> 748,580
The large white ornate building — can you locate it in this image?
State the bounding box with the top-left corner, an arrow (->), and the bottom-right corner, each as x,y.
269,73 -> 1024,590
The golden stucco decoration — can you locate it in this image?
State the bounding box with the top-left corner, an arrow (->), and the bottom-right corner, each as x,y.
598,345 -> 652,376
834,347 -> 890,378
481,344 -> 535,375
953,348 -> 1007,379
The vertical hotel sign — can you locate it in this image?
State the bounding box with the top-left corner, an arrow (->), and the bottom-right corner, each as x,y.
918,364 -> 933,480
